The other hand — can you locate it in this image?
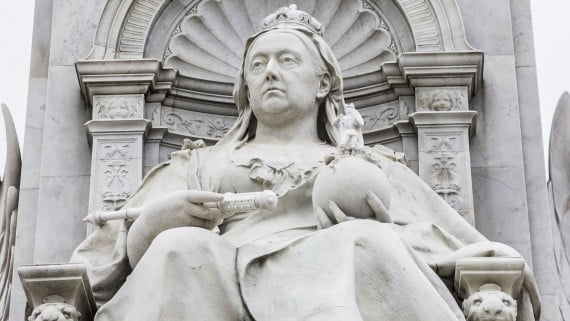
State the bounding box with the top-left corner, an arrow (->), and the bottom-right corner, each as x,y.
315,191 -> 393,229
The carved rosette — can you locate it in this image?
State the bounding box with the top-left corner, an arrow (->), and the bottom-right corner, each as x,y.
163,0 -> 399,82
359,101 -> 401,133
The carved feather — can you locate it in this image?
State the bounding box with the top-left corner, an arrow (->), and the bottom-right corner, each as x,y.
0,103 -> 21,321
547,92 -> 570,319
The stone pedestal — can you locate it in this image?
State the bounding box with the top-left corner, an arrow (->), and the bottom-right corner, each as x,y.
19,264 -> 96,321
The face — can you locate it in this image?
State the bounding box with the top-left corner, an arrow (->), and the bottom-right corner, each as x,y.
244,32 -> 329,127
430,91 -> 452,111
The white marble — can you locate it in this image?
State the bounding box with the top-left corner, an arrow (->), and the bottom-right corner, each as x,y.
10,0 -> 563,320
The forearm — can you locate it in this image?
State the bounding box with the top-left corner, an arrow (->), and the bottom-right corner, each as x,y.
126,215 -> 163,269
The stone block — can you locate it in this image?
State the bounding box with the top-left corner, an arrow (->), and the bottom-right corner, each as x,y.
456,0 -> 515,54
471,166 -> 533,264
40,66 -> 91,178
49,0 -> 106,66
470,55 -> 525,169
34,176 -> 90,263
25,78 -> 48,130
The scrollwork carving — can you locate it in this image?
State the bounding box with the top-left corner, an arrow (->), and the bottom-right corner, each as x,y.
162,109 -> 235,139
361,102 -> 399,132
163,112 -> 204,136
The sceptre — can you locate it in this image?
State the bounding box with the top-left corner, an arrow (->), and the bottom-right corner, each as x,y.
83,190 -> 278,226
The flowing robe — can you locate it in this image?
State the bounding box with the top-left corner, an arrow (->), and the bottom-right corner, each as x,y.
71,145 -> 539,321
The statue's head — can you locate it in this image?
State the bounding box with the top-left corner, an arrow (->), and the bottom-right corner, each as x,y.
462,284 -> 517,321
223,4 -> 345,146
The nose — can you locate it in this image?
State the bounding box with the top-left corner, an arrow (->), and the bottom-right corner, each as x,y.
265,59 -> 280,81
481,297 -> 504,316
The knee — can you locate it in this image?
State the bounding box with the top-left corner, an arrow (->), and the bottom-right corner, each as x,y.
333,220 -> 402,248
151,227 -> 222,256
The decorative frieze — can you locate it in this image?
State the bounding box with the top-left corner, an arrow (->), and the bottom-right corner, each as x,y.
161,107 -> 236,139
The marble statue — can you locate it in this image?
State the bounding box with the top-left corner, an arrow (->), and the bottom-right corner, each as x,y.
547,91 -> 570,320
71,5 -> 541,321
0,104 -> 21,321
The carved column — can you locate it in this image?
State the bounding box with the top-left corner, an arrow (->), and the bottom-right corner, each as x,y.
76,60 -> 174,233
411,87 -> 477,224
401,52 -> 483,225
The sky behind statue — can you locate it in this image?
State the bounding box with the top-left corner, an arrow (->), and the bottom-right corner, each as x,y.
0,1 -> 568,176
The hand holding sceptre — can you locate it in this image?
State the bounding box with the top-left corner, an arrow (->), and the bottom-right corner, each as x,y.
83,190 -> 278,226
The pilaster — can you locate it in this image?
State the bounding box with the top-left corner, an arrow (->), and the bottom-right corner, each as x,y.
76,60 -> 173,232
403,52 -> 483,225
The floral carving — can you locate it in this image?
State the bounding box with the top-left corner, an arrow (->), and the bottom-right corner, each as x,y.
99,143 -> 133,210
207,119 -> 230,138
103,144 -> 130,158
101,161 -> 131,203
428,136 -> 468,215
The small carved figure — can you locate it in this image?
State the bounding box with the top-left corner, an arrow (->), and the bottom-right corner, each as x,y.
429,90 -> 454,111
462,284 -> 517,321
335,103 -> 364,151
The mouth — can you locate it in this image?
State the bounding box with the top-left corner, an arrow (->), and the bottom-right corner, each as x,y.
264,87 -> 285,94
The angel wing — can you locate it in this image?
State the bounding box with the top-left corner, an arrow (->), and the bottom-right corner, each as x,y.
0,103 -> 21,321
547,92 -> 570,319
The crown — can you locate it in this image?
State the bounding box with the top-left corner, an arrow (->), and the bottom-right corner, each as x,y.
261,4 -> 325,36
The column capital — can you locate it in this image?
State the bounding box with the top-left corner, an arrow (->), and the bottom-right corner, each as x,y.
410,111 -> 477,136
398,51 -> 484,96
75,59 -> 177,107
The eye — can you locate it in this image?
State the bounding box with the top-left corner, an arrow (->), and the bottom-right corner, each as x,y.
502,299 -> 511,307
280,54 -> 297,65
473,299 -> 482,306
250,59 -> 266,72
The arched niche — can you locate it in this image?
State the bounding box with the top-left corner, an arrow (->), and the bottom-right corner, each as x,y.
79,0 -> 482,146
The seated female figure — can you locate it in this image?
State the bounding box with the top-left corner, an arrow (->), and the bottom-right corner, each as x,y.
72,6 -> 540,321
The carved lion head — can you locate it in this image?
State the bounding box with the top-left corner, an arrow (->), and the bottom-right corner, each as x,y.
28,303 -> 81,321
463,283 -> 517,321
